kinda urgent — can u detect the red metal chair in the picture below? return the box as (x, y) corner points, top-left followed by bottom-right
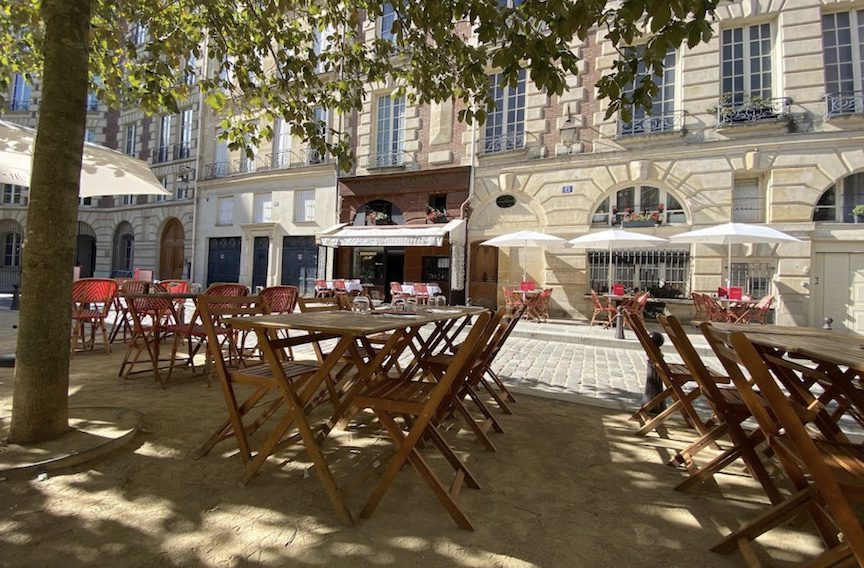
(332, 279), (347, 295)
(121, 288), (184, 388)
(389, 281), (405, 301)
(71, 278), (119, 354)
(733, 294), (773, 324)
(502, 286), (525, 310)
(260, 285), (299, 314)
(525, 288), (552, 322)
(110, 279), (149, 343)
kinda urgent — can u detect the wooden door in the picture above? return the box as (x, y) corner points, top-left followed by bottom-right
(207, 237), (241, 286)
(251, 236), (270, 290)
(281, 236), (317, 296)
(469, 241), (498, 308)
(815, 252), (864, 334)
(159, 218), (185, 280)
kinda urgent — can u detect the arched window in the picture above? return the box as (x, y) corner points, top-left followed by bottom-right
(592, 185), (687, 226)
(813, 173), (864, 222)
(112, 222), (135, 275)
(353, 199), (405, 226)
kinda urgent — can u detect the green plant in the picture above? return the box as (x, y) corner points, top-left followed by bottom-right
(852, 205), (864, 218)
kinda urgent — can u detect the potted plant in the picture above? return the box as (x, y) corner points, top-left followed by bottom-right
(853, 204), (864, 223)
(366, 211), (390, 225)
(610, 207), (619, 225)
(426, 207), (447, 224)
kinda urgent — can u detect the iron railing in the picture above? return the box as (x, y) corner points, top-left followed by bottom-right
(589, 249), (690, 296)
(366, 152), (405, 168)
(482, 131), (525, 154)
(716, 96), (791, 127)
(267, 148), (330, 170)
(618, 110), (685, 137)
(152, 143), (191, 164)
(203, 161), (232, 179)
(825, 92), (864, 117)
(0, 266), (22, 292)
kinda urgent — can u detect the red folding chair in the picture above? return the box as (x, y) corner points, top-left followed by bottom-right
(71, 278), (119, 354)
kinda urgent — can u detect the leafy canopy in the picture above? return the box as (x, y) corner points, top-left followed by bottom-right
(1, 0), (719, 166)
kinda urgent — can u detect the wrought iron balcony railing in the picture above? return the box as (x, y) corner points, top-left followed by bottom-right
(825, 92), (864, 118)
(152, 143), (191, 164)
(481, 131), (525, 154)
(7, 99), (29, 112)
(203, 161), (232, 179)
(618, 110), (685, 137)
(152, 146), (171, 163)
(366, 151), (405, 168)
(267, 148), (330, 170)
(715, 96), (791, 127)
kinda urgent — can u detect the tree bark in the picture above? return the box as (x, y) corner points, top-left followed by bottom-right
(9, 0), (92, 443)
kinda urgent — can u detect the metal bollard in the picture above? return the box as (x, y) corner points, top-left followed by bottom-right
(614, 305), (625, 339)
(823, 316), (833, 331)
(10, 284), (19, 311)
(641, 331), (666, 414)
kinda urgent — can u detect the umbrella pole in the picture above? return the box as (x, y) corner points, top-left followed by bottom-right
(607, 245), (613, 293)
(727, 243), (732, 289)
(521, 247), (526, 283)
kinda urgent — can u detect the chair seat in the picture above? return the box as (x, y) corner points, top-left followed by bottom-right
(231, 360), (320, 385)
(353, 378), (435, 414)
(668, 362), (730, 385)
(366, 332), (394, 344)
(73, 309), (105, 320)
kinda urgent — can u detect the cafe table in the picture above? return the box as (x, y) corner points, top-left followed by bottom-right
(224, 305), (487, 525)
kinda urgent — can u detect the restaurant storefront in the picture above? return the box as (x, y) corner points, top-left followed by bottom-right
(331, 167), (470, 303)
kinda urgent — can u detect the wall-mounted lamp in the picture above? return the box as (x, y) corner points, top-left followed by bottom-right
(559, 104), (579, 153)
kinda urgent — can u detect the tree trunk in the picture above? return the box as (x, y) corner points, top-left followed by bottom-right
(9, 0), (92, 443)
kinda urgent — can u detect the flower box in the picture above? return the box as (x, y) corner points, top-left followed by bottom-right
(622, 220), (657, 228)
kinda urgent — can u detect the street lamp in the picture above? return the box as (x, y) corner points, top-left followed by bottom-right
(559, 105), (579, 153)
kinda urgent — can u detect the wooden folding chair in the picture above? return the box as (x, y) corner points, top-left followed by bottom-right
(625, 311), (726, 437)
(710, 331), (864, 566)
(121, 289), (185, 388)
(110, 279), (149, 343)
(658, 316), (782, 503)
(353, 310), (494, 530)
(193, 296), (326, 478)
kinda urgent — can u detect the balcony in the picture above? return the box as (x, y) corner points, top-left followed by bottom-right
(617, 111), (685, 138)
(267, 148), (330, 170)
(481, 131), (525, 154)
(715, 96), (791, 128)
(825, 92), (864, 118)
(152, 143), (191, 164)
(366, 152), (405, 169)
(86, 97), (99, 112)
(7, 99), (29, 112)
(203, 161), (232, 179)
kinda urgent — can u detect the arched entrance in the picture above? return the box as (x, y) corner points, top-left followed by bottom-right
(75, 221), (97, 278)
(0, 219), (23, 291)
(112, 221), (135, 277)
(159, 218), (185, 280)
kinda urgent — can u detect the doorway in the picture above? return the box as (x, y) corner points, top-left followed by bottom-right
(281, 236), (317, 296)
(469, 241), (499, 308)
(75, 221), (97, 278)
(385, 249), (405, 301)
(814, 252), (864, 333)
(251, 236), (270, 290)
(159, 218), (185, 279)
(207, 236), (241, 286)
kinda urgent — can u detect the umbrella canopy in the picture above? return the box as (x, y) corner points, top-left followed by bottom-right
(0, 119), (170, 197)
(670, 222), (801, 287)
(481, 230), (566, 281)
(568, 229), (669, 293)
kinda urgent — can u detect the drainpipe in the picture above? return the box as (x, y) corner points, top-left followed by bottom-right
(189, 32), (209, 285)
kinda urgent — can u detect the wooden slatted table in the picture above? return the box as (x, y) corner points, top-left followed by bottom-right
(224, 305), (487, 525)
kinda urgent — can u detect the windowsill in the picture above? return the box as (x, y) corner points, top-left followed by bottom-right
(293, 219), (318, 224)
(614, 128), (686, 145)
(366, 163), (405, 171)
(215, 222), (234, 227)
(715, 116), (791, 135)
(478, 145), (529, 161)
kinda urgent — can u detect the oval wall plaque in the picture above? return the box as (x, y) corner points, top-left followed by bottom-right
(496, 195), (516, 208)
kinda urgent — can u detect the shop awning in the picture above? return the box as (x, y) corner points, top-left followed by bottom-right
(318, 219), (466, 248)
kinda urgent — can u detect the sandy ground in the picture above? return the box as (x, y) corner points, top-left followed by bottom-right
(0, 316), (826, 567)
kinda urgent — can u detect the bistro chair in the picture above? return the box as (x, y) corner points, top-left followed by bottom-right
(315, 279), (333, 298)
(625, 311), (726, 438)
(623, 291), (650, 323)
(353, 310), (493, 530)
(260, 285), (299, 315)
(413, 283), (430, 304)
(332, 279), (348, 295)
(710, 331), (864, 566)
(658, 316), (783, 503)
(502, 286), (525, 311)
(110, 279), (150, 343)
(525, 288), (552, 322)
(389, 281), (405, 301)
(590, 289), (616, 327)
(71, 278), (119, 355)
(733, 294), (774, 324)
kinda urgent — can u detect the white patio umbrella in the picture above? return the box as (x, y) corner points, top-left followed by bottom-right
(0, 119), (169, 197)
(481, 230), (566, 282)
(568, 228), (668, 293)
(670, 222), (801, 288)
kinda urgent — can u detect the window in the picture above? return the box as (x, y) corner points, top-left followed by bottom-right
(427, 194), (447, 223)
(592, 186), (686, 226)
(242, 143), (258, 173)
(3, 232), (22, 267)
(730, 262), (773, 298)
(313, 26), (333, 72)
(732, 178), (765, 223)
(253, 193), (273, 223)
(79, 197), (93, 207)
(185, 54), (197, 86)
(294, 190), (316, 222)
(620, 49), (678, 136)
(589, 250), (690, 296)
(823, 11), (864, 115)
(721, 23), (773, 105)
(814, 172), (864, 222)
(85, 92), (99, 111)
(131, 23), (147, 44)
(497, 0), (524, 6)
(217, 196), (234, 225)
(374, 95), (405, 167)
(9, 74), (30, 111)
(124, 123), (137, 156)
(379, 3), (397, 43)
(2, 185), (28, 205)
(178, 109), (193, 159)
(422, 256), (450, 283)
(309, 107), (327, 164)
(273, 118), (292, 167)
(84, 129), (96, 143)
(154, 177), (168, 202)
(154, 115), (172, 163)
(484, 70), (526, 153)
